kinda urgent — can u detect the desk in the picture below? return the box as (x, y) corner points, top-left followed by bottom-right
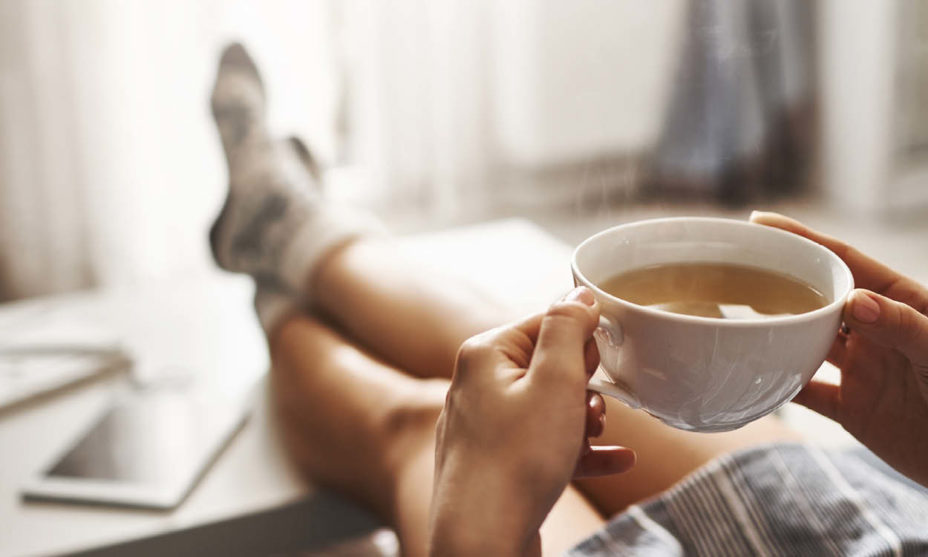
(0, 219), (575, 556)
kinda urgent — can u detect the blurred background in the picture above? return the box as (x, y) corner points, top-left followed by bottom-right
(1, 0), (927, 301)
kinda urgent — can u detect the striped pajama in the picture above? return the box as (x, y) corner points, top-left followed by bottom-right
(568, 443), (928, 556)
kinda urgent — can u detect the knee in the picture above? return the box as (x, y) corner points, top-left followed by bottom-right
(381, 378), (448, 473)
(384, 378), (447, 440)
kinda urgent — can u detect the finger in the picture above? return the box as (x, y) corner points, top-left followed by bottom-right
(843, 289), (928, 369)
(792, 380), (840, 423)
(457, 312), (544, 375)
(585, 392), (606, 438)
(528, 287), (600, 387)
(574, 446), (637, 478)
(749, 211), (907, 294)
(825, 335), (847, 368)
(584, 338), (600, 378)
(510, 312), (544, 342)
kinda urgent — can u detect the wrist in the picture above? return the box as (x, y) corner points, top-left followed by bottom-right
(430, 518), (537, 557)
(430, 459), (541, 556)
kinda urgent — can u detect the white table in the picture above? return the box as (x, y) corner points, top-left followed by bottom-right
(0, 219), (576, 557)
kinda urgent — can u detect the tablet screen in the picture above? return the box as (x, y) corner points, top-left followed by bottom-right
(46, 395), (245, 487)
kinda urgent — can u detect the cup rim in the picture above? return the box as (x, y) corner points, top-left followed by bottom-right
(571, 216), (855, 327)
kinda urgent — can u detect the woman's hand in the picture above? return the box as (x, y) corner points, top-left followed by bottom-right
(752, 212), (928, 486)
(430, 287), (636, 557)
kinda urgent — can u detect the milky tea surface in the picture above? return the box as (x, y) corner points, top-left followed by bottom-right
(598, 262), (828, 319)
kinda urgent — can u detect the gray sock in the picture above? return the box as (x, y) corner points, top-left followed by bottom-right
(253, 282), (301, 336)
(209, 43), (381, 299)
(210, 43), (267, 164)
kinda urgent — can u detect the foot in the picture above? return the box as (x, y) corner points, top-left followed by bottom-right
(209, 42), (322, 289)
(210, 43), (267, 162)
(208, 133), (322, 289)
(209, 43), (382, 298)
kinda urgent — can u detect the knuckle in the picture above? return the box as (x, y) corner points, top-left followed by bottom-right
(455, 334), (495, 369)
(457, 335), (487, 358)
(839, 243), (858, 262)
(898, 302), (924, 344)
(894, 300), (928, 368)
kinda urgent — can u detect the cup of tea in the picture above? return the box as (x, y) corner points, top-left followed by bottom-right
(572, 217), (853, 432)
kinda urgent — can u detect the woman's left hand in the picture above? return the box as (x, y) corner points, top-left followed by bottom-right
(752, 211), (928, 487)
(430, 287), (636, 557)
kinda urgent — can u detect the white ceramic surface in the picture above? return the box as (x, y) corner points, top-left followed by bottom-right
(573, 217), (854, 432)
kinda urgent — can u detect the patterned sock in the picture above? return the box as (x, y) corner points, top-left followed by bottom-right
(253, 282), (302, 336)
(208, 43), (381, 302)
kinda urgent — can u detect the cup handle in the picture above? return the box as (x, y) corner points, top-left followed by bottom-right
(588, 316), (640, 409)
(593, 315), (623, 370)
(587, 376), (642, 409)
(595, 315), (623, 347)
(587, 376), (630, 400)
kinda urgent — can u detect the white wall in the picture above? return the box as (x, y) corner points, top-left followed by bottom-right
(818, 0), (897, 216)
(490, 1), (684, 167)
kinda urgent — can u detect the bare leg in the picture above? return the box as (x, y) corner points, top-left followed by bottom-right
(308, 237), (801, 513)
(572, 398), (801, 516)
(270, 315), (604, 556)
(312, 237), (516, 380)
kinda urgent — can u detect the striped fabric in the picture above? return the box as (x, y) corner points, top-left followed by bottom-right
(568, 443), (928, 556)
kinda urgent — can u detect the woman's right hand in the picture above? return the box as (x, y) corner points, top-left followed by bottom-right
(751, 212), (928, 486)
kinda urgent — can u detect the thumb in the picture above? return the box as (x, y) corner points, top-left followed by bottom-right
(844, 289), (928, 379)
(528, 287), (599, 387)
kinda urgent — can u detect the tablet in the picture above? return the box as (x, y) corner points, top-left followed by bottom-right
(0, 346), (131, 413)
(21, 394), (249, 510)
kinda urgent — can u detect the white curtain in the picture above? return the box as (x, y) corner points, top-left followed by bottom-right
(329, 0), (495, 218)
(0, 0), (337, 300)
(335, 0), (681, 214)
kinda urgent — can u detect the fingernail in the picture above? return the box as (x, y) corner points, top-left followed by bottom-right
(851, 291), (880, 324)
(750, 210), (779, 222)
(566, 286), (595, 306)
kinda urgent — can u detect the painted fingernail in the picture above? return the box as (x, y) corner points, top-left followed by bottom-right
(852, 291), (880, 324)
(566, 286), (595, 306)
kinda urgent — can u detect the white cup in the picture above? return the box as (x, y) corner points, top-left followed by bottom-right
(572, 217), (853, 432)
